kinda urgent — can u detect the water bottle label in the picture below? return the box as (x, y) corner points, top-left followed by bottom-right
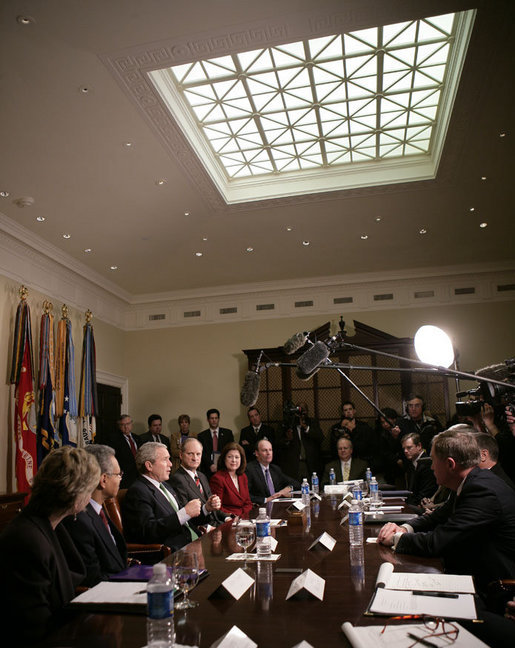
(370, 483), (378, 493)
(353, 489), (363, 500)
(147, 591), (172, 619)
(256, 521), (270, 538)
(349, 511), (362, 526)
(301, 485), (309, 494)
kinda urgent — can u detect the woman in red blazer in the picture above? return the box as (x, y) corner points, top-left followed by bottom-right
(209, 442), (253, 518)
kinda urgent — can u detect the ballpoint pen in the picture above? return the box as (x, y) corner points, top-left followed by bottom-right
(407, 632), (438, 648)
(413, 590), (459, 599)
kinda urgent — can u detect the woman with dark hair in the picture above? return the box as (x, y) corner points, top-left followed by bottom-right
(209, 442), (253, 517)
(0, 446), (101, 643)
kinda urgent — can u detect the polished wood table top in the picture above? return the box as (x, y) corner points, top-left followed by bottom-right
(43, 497), (442, 647)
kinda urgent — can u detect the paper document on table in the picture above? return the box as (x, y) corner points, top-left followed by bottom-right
(369, 588), (477, 619)
(342, 622), (489, 648)
(71, 581), (147, 607)
(375, 562), (475, 593)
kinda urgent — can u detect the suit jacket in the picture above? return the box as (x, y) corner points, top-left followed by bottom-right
(138, 431), (171, 452)
(63, 502), (127, 586)
(396, 467), (515, 592)
(245, 460), (300, 505)
(239, 424), (276, 464)
(197, 427), (234, 476)
(491, 462), (515, 490)
(0, 508), (85, 643)
(170, 466), (226, 525)
(277, 417), (323, 480)
(122, 476), (208, 551)
(405, 453), (438, 505)
(105, 431), (143, 489)
(209, 470), (253, 517)
(322, 457), (368, 485)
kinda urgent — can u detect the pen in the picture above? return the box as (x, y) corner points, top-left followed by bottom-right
(407, 632), (438, 648)
(413, 590), (459, 599)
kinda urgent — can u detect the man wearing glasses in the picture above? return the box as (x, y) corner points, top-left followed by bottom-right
(64, 444), (127, 586)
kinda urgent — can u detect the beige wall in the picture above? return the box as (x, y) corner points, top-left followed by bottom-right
(2, 264), (514, 492)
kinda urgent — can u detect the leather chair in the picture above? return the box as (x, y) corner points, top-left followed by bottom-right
(104, 489), (171, 562)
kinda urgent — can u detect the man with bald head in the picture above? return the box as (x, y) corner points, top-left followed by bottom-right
(246, 439), (300, 506)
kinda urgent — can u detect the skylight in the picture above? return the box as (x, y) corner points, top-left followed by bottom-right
(150, 10), (475, 203)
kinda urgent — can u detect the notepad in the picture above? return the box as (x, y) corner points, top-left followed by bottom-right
(375, 561), (475, 593)
(342, 622), (489, 648)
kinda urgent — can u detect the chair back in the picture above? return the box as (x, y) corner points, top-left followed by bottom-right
(104, 488), (128, 535)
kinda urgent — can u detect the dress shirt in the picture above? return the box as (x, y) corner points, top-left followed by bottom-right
(259, 463), (276, 494)
(89, 499), (116, 545)
(142, 475), (190, 526)
(412, 450), (424, 468)
(341, 459), (351, 481)
(181, 467), (212, 516)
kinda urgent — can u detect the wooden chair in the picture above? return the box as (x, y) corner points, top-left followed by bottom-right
(104, 489), (171, 563)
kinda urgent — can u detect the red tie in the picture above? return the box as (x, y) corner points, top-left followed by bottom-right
(128, 435), (137, 457)
(194, 473), (203, 494)
(212, 430), (218, 452)
(99, 508), (110, 531)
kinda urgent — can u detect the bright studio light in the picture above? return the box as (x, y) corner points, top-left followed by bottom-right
(414, 325), (455, 368)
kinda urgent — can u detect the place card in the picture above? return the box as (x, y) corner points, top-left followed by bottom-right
(286, 568), (325, 601)
(308, 531), (336, 551)
(323, 485), (347, 494)
(291, 500), (307, 511)
(338, 492), (353, 510)
(208, 568), (254, 600)
(209, 625), (257, 648)
(269, 536), (279, 552)
(291, 642), (315, 648)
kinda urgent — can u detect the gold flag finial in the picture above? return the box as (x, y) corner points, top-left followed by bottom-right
(42, 300), (53, 314)
(85, 309), (93, 323)
(19, 285), (28, 301)
(61, 304), (69, 320)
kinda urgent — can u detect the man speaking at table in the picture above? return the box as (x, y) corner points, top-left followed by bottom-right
(246, 439), (300, 505)
(377, 425), (515, 593)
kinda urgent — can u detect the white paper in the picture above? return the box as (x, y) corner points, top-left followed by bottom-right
(308, 531), (336, 551)
(210, 625), (257, 648)
(292, 500), (307, 511)
(286, 568), (325, 601)
(366, 537), (381, 544)
(220, 568), (255, 600)
(323, 485), (348, 494)
(342, 622), (489, 648)
(269, 536), (279, 551)
(226, 553), (281, 562)
(370, 588), (477, 619)
(71, 581), (147, 605)
(375, 561), (475, 593)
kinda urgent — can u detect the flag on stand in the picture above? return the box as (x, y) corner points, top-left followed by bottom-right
(55, 307), (78, 446)
(78, 310), (98, 445)
(9, 287), (37, 497)
(36, 303), (58, 465)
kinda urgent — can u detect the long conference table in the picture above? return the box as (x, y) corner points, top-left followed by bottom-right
(42, 496), (443, 648)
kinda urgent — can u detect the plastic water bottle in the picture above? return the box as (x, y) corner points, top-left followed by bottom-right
(311, 472), (319, 495)
(352, 482), (363, 505)
(369, 476), (379, 508)
(329, 468), (336, 486)
(147, 563), (173, 647)
(366, 467), (372, 484)
(301, 478), (310, 505)
(348, 499), (363, 546)
(255, 507), (271, 556)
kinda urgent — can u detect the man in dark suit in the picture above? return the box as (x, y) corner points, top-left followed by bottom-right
(246, 439), (300, 505)
(105, 414), (142, 488)
(476, 432), (515, 490)
(122, 442), (222, 551)
(278, 402), (323, 481)
(139, 414), (171, 451)
(64, 445), (127, 586)
(329, 401), (377, 464)
(322, 436), (367, 485)
(378, 425), (515, 593)
(239, 407), (276, 464)
(170, 437), (226, 525)
(197, 408), (234, 476)
(401, 432), (437, 505)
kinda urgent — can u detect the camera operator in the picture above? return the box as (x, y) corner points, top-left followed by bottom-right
(277, 401), (323, 481)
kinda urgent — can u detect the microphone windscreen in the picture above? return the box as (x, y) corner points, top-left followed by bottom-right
(240, 371), (261, 407)
(475, 363), (512, 382)
(283, 332), (308, 355)
(296, 341), (330, 375)
(295, 365), (320, 381)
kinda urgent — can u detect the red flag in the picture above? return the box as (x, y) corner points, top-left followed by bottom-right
(14, 344), (37, 496)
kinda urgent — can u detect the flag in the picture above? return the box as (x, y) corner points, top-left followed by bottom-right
(37, 308), (58, 465)
(10, 293), (37, 497)
(55, 311), (78, 446)
(78, 312), (97, 444)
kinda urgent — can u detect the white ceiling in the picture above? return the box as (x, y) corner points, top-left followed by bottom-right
(1, 0), (514, 299)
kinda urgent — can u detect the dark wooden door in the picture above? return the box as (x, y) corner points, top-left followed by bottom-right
(96, 383), (122, 444)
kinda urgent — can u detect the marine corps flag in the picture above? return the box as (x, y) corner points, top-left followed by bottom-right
(9, 286), (37, 496)
(78, 309), (98, 445)
(36, 301), (58, 465)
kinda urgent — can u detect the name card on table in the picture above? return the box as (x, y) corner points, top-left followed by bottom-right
(286, 568), (325, 601)
(209, 568), (254, 600)
(269, 535), (279, 552)
(291, 500), (308, 511)
(210, 625), (257, 648)
(338, 492), (353, 510)
(308, 531), (336, 551)
(292, 642), (315, 648)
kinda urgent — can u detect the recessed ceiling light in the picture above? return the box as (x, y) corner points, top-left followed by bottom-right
(79, 87), (90, 94)
(469, 207), (475, 212)
(481, 176), (487, 181)
(110, 265), (118, 270)
(156, 179), (166, 186)
(360, 234), (368, 240)
(84, 248), (92, 253)
(184, 211), (190, 216)
(286, 227), (293, 232)
(17, 15), (35, 25)
(479, 222), (488, 228)
(0, 191), (9, 198)
(195, 252), (203, 257)
(302, 240), (310, 246)
(123, 142), (133, 148)
(499, 132), (506, 138)
(63, 233), (71, 239)
(419, 228), (427, 235)
(246, 247), (254, 252)
(36, 216), (45, 222)
(375, 217), (381, 222)
(202, 237), (208, 241)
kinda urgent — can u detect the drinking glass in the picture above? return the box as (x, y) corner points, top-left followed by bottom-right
(235, 525), (255, 561)
(174, 551), (199, 609)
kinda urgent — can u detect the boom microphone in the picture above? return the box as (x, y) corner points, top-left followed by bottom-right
(240, 370), (261, 407)
(475, 362), (513, 382)
(283, 331), (309, 355)
(296, 341), (330, 377)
